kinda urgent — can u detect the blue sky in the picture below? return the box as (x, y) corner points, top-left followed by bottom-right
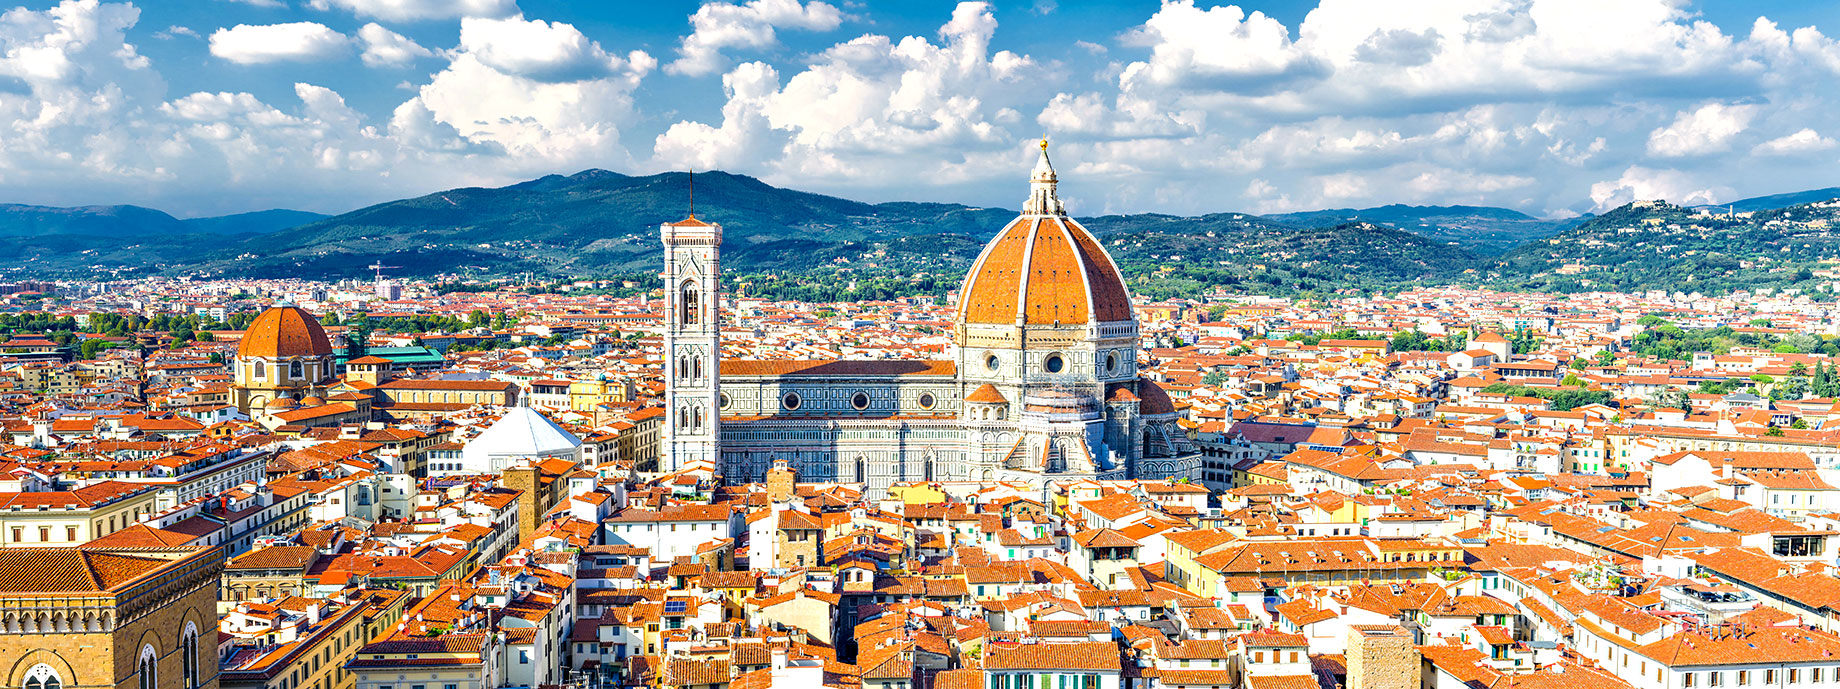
(2, 0), (1839, 219)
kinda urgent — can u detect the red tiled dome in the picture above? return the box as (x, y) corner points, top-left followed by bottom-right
(238, 305), (333, 359)
(957, 142), (1134, 328)
(1138, 380), (1176, 415)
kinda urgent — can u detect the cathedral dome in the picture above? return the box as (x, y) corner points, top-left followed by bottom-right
(1138, 380), (1176, 415)
(239, 305), (333, 359)
(462, 406), (582, 471)
(958, 142), (1133, 327)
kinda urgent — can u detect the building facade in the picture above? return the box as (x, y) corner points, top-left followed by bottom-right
(0, 545), (225, 689)
(663, 143), (1201, 495)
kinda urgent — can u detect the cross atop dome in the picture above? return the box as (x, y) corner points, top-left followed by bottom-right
(1024, 137), (1065, 216)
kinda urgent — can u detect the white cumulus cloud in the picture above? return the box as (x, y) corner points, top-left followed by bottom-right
(458, 15), (652, 83)
(654, 1), (1042, 188)
(209, 22), (350, 65)
(307, 0), (519, 22)
(357, 23), (431, 67)
(1751, 128), (1837, 156)
(667, 0), (844, 77)
(1647, 102), (1757, 158)
(1589, 166), (1729, 211)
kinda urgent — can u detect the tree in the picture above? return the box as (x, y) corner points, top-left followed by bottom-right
(1202, 371), (1230, 387)
(1789, 362), (1808, 377)
(78, 339), (113, 360)
(1650, 387), (1690, 411)
(468, 310), (490, 328)
(1792, 418), (1809, 429)
(1767, 426), (1786, 437)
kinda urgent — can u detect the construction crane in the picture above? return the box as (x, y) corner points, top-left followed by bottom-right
(367, 262), (400, 284)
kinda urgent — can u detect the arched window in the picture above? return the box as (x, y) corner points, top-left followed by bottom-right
(181, 622), (200, 689)
(23, 664), (59, 689)
(253, 361), (265, 379)
(680, 282), (700, 325)
(855, 457), (867, 481)
(289, 360), (302, 379)
(138, 644), (157, 689)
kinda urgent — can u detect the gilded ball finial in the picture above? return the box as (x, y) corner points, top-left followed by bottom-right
(1039, 137), (1048, 151)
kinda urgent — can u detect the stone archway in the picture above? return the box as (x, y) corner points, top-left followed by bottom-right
(6, 650), (78, 689)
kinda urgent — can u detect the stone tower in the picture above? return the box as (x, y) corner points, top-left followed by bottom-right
(661, 213), (723, 472)
(1346, 625), (1421, 689)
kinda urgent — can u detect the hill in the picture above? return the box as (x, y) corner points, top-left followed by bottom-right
(8, 170), (1840, 299)
(180, 209), (327, 235)
(218, 171), (1479, 297)
(1695, 187), (1840, 213)
(1264, 204), (1581, 255)
(1487, 198), (1840, 293)
(0, 203), (322, 238)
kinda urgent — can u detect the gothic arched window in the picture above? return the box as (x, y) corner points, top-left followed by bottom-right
(23, 664), (60, 689)
(138, 645), (157, 689)
(680, 281), (700, 325)
(181, 622), (200, 689)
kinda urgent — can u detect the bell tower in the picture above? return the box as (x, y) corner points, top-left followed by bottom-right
(661, 210), (722, 472)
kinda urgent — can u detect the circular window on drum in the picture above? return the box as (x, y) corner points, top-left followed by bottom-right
(918, 392), (937, 410)
(1044, 353), (1066, 373)
(719, 392), (731, 410)
(851, 391), (871, 410)
(782, 392), (802, 411)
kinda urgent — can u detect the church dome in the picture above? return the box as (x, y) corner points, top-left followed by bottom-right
(958, 141), (1133, 327)
(1138, 380), (1176, 415)
(239, 304), (333, 359)
(462, 407), (583, 470)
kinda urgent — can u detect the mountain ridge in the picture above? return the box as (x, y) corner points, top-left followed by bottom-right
(5, 169), (1839, 298)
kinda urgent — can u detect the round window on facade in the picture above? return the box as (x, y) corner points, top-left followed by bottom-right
(1044, 353), (1065, 373)
(782, 392), (802, 411)
(1105, 352), (1119, 373)
(918, 392), (937, 410)
(719, 392), (731, 410)
(985, 354), (1000, 371)
(851, 391), (871, 410)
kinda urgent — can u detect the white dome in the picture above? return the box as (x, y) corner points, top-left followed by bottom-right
(461, 407), (582, 473)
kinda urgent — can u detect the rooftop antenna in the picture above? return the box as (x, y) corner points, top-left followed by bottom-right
(688, 167), (696, 220)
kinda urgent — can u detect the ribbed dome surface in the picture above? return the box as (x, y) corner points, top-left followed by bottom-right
(238, 306), (333, 359)
(958, 215), (1132, 326)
